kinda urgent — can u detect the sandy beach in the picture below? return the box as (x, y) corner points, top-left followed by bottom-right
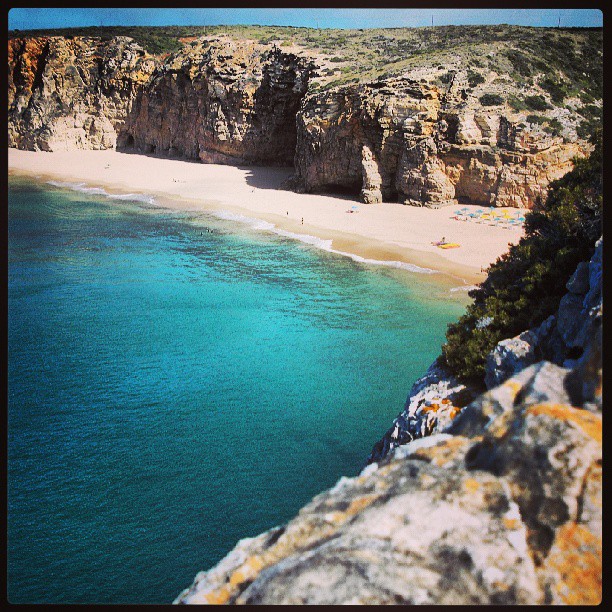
(8, 148), (525, 285)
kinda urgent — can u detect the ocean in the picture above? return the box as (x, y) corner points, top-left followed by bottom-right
(7, 174), (469, 603)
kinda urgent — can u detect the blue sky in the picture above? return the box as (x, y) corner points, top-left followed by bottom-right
(8, 8), (603, 31)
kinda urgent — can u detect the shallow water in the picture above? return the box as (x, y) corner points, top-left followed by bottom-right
(8, 175), (469, 603)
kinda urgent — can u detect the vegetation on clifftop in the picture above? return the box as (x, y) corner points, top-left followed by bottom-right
(441, 128), (602, 384)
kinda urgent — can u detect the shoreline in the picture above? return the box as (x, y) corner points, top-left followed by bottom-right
(8, 148), (526, 285)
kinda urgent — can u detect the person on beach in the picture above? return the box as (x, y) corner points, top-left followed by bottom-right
(301, 217), (304, 225)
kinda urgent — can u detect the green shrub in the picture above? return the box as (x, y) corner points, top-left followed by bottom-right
(526, 114), (547, 124)
(579, 104), (602, 121)
(480, 93), (504, 106)
(440, 71), (455, 84)
(539, 77), (569, 104)
(467, 70), (485, 87)
(441, 130), (602, 384)
(543, 118), (563, 137)
(505, 49), (532, 76)
(576, 117), (601, 140)
(508, 95), (527, 112)
(524, 95), (552, 111)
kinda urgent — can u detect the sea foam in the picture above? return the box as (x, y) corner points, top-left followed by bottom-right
(450, 284), (479, 292)
(46, 181), (156, 205)
(43, 186), (437, 276)
(212, 209), (436, 274)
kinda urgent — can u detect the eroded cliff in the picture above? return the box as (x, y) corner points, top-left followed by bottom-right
(292, 78), (584, 207)
(8, 28), (599, 208)
(8, 36), (158, 151)
(117, 40), (315, 165)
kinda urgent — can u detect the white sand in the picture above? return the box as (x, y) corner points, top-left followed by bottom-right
(8, 148), (526, 284)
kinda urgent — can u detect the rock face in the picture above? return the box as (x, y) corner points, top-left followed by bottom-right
(175, 358), (601, 605)
(484, 237), (603, 391)
(292, 77), (584, 206)
(8, 35), (586, 206)
(8, 36), (314, 164)
(118, 41), (315, 165)
(8, 36), (158, 151)
(367, 358), (475, 464)
(369, 238), (603, 466)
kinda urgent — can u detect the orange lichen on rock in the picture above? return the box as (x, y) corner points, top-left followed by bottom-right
(545, 523), (602, 605)
(422, 403), (440, 413)
(527, 403), (602, 443)
(228, 555), (266, 588)
(464, 478), (481, 493)
(449, 406), (462, 419)
(346, 494), (379, 516)
(503, 517), (519, 530)
(410, 436), (469, 467)
(204, 585), (232, 605)
(503, 379), (523, 401)
(228, 569), (246, 587)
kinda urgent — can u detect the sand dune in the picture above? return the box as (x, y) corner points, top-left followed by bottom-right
(8, 148), (526, 284)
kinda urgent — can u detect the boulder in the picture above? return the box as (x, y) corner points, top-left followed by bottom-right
(484, 238), (602, 386)
(484, 330), (539, 389)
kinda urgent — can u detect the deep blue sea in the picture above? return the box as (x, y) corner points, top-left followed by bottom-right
(8, 174), (469, 604)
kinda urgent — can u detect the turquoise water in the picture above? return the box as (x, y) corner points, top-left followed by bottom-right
(8, 175), (468, 604)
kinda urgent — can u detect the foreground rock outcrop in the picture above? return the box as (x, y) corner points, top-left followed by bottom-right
(175, 358), (601, 604)
(484, 237), (603, 390)
(175, 240), (601, 605)
(367, 358), (475, 464)
(369, 237), (602, 465)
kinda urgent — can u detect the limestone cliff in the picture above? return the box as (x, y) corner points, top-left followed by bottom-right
(8, 36), (314, 164)
(292, 78), (585, 207)
(8, 30), (596, 207)
(118, 40), (315, 165)
(8, 36), (158, 150)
